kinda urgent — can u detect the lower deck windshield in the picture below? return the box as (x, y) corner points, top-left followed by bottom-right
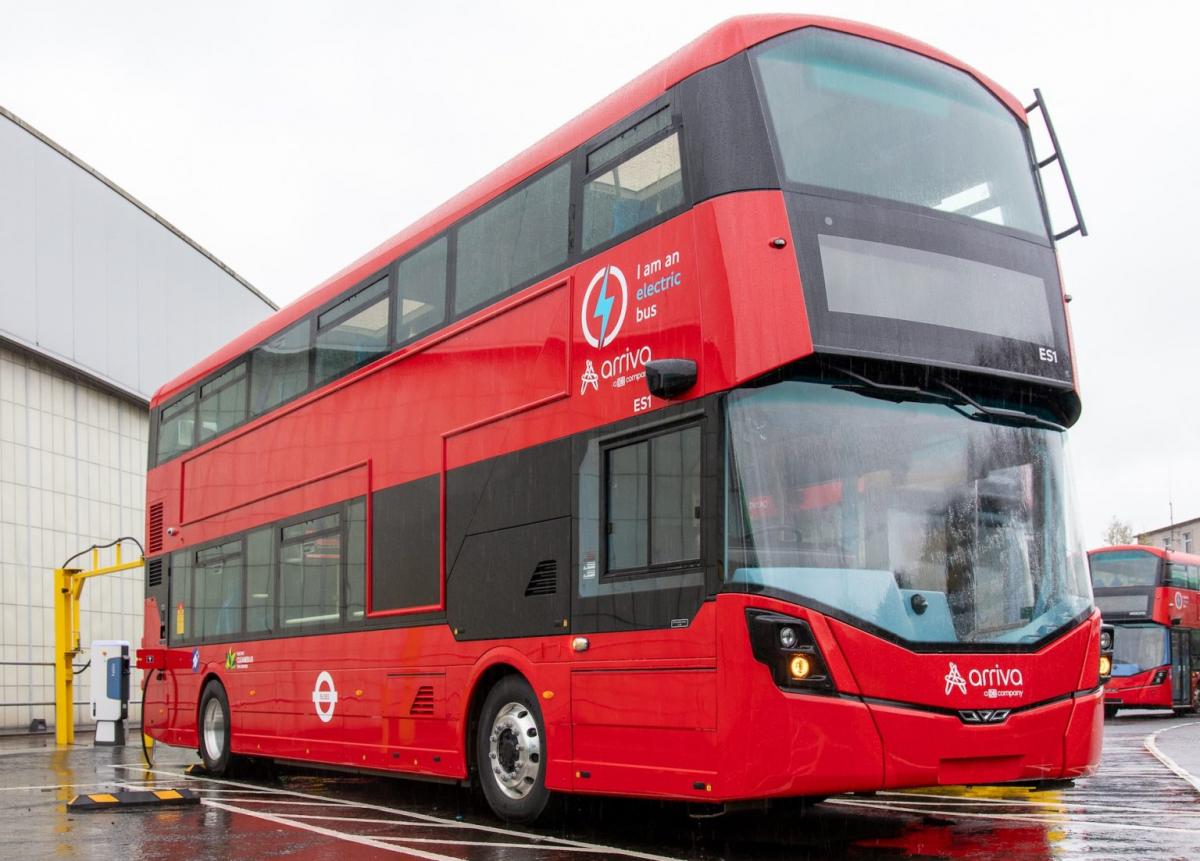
(1111, 624), (1169, 677)
(724, 379), (1091, 647)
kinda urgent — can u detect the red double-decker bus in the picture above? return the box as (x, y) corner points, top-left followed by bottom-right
(138, 15), (1104, 822)
(1090, 545), (1200, 716)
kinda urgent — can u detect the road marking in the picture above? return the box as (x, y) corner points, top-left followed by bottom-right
(113, 764), (683, 861)
(283, 814), (467, 828)
(875, 791), (1200, 816)
(829, 798), (1200, 834)
(1144, 720), (1200, 794)
(202, 799), (461, 860)
(375, 836), (671, 853)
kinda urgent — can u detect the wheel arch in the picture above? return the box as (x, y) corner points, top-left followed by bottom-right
(462, 648), (539, 782)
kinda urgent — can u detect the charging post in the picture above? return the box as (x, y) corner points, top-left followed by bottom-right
(53, 540), (145, 746)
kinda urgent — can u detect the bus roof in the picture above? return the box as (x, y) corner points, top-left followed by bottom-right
(1089, 545), (1200, 567)
(152, 14), (1026, 408)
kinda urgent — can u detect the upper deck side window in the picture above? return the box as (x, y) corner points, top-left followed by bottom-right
(250, 319), (311, 417)
(751, 28), (1047, 237)
(582, 108), (684, 252)
(314, 275), (391, 384)
(156, 392), (196, 464)
(198, 362), (247, 443)
(395, 238), (447, 345)
(454, 161), (571, 315)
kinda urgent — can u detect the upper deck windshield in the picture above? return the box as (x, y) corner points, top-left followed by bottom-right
(725, 379), (1092, 647)
(753, 28), (1047, 238)
(1090, 549), (1162, 589)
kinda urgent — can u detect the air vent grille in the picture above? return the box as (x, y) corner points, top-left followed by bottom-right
(524, 560), (557, 597)
(147, 558), (163, 587)
(410, 685), (435, 716)
(147, 502), (165, 554)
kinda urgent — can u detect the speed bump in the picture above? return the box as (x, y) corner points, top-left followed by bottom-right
(67, 788), (201, 811)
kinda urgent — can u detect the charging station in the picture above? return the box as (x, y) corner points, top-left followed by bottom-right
(89, 640), (129, 745)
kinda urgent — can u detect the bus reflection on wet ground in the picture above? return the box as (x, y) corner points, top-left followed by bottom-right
(0, 711), (1195, 860)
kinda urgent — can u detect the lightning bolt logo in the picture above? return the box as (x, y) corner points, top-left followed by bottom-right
(593, 266), (615, 348)
(581, 263), (628, 350)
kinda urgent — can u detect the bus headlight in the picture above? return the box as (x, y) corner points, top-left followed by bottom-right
(1099, 623), (1115, 683)
(746, 610), (834, 693)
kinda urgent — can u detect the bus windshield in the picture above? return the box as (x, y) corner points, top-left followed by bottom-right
(725, 380), (1092, 646)
(1111, 624), (1169, 676)
(1090, 549), (1162, 589)
(753, 28), (1047, 237)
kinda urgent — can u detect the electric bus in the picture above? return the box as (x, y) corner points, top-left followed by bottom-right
(138, 15), (1104, 822)
(1090, 545), (1200, 715)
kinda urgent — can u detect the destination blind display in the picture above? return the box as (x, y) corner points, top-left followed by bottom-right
(788, 192), (1074, 386)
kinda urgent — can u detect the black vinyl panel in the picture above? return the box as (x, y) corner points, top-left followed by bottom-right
(372, 474), (442, 611)
(447, 518), (571, 640)
(144, 556), (168, 643)
(445, 436), (573, 574)
(678, 51), (779, 200)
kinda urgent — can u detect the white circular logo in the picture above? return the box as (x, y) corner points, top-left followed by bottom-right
(1175, 591), (1185, 610)
(581, 265), (628, 349)
(312, 671), (338, 723)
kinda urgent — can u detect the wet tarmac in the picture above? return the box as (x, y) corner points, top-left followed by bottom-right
(0, 712), (1196, 860)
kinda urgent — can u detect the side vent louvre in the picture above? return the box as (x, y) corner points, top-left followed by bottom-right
(147, 558), (163, 587)
(524, 560), (557, 597)
(410, 686), (435, 716)
(147, 502), (165, 554)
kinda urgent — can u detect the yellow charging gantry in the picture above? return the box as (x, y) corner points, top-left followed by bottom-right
(54, 538), (145, 746)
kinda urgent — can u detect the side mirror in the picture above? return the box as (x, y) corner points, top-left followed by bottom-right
(645, 359), (697, 400)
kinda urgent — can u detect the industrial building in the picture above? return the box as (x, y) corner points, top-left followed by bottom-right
(0, 105), (275, 732)
(1139, 516), (1200, 554)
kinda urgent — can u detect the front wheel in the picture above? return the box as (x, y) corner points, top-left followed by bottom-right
(476, 675), (550, 823)
(198, 681), (232, 775)
(1104, 705), (1120, 719)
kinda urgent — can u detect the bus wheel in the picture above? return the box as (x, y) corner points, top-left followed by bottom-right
(199, 682), (232, 775)
(476, 675), (550, 823)
(1103, 705), (1119, 719)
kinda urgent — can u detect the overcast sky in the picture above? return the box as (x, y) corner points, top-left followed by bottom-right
(1, 1), (1196, 547)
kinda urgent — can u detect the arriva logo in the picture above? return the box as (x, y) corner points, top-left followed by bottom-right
(581, 264), (628, 349)
(944, 661), (1026, 698)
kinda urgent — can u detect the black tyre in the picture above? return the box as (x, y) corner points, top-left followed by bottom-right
(1104, 705), (1119, 719)
(198, 681), (232, 775)
(475, 675), (550, 823)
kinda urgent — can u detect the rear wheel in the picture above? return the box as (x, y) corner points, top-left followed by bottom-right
(198, 682), (232, 775)
(475, 675), (550, 823)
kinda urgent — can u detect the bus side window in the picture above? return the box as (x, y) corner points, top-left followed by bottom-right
(169, 550), (193, 645)
(395, 238), (448, 345)
(195, 540), (244, 641)
(279, 512), (342, 629)
(245, 527), (275, 634)
(345, 498), (367, 622)
(157, 393), (196, 463)
(454, 161), (570, 316)
(249, 319), (311, 416)
(604, 423), (702, 577)
(582, 108), (684, 251)
(314, 276), (391, 385)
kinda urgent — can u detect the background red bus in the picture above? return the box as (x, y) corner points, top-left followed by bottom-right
(1090, 545), (1200, 715)
(139, 15), (1103, 822)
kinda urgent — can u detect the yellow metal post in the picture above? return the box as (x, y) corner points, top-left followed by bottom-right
(53, 542), (146, 746)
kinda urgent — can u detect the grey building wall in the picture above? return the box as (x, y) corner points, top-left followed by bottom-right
(0, 106), (274, 401)
(1139, 517), (1200, 555)
(0, 106), (275, 732)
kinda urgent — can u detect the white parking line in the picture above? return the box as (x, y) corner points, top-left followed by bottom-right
(113, 764), (683, 861)
(203, 799), (462, 860)
(283, 814), (467, 828)
(875, 791), (1200, 816)
(828, 797), (1200, 834)
(1144, 721), (1200, 794)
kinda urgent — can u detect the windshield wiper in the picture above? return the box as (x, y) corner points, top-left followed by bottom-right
(826, 364), (1065, 432)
